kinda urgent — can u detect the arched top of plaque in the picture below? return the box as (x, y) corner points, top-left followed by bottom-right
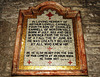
(30, 1), (70, 16)
(21, 1), (79, 18)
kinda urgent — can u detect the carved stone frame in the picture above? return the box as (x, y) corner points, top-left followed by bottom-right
(12, 1), (88, 76)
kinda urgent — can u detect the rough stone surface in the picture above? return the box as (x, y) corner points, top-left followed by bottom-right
(0, 0), (100, 77)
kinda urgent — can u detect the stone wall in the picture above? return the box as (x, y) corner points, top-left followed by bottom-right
(0, 0), (100, 77)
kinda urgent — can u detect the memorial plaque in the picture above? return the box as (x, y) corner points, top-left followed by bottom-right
(12, 1), (88, 76)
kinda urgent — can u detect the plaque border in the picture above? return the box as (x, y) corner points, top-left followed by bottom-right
(12, 1), (88, 76)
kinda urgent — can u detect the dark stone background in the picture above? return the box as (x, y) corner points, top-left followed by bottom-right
(0, 0), (100, 77)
